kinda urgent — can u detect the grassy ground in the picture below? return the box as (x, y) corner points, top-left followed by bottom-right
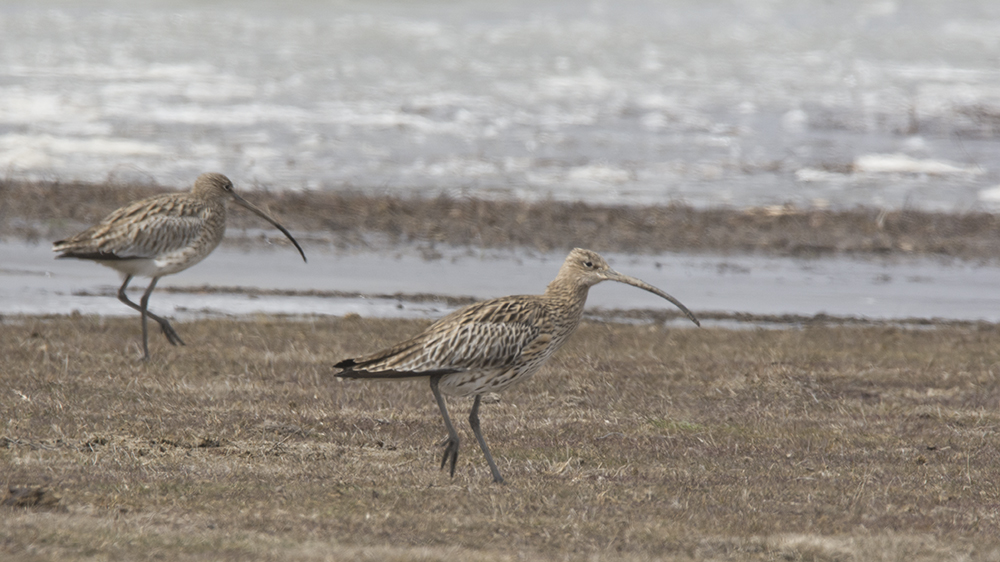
(2, 315), (999, 561)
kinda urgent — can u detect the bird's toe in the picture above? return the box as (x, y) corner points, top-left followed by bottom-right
(440, 437), (460, 477)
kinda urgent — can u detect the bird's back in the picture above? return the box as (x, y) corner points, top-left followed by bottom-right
(336, 293), (589, 395)
(53, 192), (226, 275)
(337, 295), (559, 372)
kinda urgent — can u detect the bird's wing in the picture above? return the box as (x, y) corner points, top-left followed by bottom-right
(53, 196), (207, 260)
(335, 297), (555, 379)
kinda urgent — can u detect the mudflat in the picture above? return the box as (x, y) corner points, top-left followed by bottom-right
(7, 178), (1000, 261)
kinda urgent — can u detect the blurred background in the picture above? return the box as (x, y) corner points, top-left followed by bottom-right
(2, 0), (999, 210)
(3, 0), (1000, 323)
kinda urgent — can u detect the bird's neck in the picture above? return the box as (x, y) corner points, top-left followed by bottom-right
(544, 277), (591, 327)
(196, 197), (227, 219)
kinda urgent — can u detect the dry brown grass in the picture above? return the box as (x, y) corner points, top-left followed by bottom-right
(6, 177), (1000, 260)
(2, 315), (1000, 561)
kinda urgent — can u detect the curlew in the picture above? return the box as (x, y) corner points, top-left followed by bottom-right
(53, 172), (307, 359)
(334, 248), (699, 483)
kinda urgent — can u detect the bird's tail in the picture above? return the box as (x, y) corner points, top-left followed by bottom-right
(334, 341), (458, 379)
(334, 367), (456, 380)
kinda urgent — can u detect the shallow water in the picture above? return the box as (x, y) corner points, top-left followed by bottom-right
(2, 0), (1000, 210)
(5, 241), (1000, 325)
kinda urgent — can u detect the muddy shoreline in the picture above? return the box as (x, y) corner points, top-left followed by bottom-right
(5, 178), (1000, 261)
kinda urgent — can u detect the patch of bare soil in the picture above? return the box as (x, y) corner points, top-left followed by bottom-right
(2, 315), (999, 561)
(5, 178), (1000, 260)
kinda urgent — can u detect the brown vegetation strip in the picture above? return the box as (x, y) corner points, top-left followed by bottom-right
(6, 177), (1000, 260)
(2, 315), (999, 560)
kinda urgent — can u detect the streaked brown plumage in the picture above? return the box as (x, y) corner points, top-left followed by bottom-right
(52, 172), (307, 359)
(335, 248), (699, 483)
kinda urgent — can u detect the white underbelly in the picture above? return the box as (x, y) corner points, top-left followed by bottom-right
(94, 247), (212, 278)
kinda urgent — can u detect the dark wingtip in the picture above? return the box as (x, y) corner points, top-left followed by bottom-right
(333, 358), (357, 370)
(53, 250), (132, 261)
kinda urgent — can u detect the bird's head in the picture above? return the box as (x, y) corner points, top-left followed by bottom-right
(553, 248), (700, 326)
(191, 172), (307, 263)
(557, 248), (614, 288)
(191, 172), (236, 199)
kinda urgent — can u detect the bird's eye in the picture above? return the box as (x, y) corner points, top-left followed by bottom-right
(584, 260), (593, 268)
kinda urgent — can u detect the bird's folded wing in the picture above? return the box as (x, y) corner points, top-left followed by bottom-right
(335, 320), (547, 378)
(54, 201), (207, 260)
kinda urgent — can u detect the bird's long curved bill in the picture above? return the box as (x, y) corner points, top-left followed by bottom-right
(606, 270), (700, 326)
(232, 194), (308, 263)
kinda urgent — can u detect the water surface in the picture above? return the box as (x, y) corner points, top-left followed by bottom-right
(6, 241), (1000, 325)
(2, 0), (999, 210)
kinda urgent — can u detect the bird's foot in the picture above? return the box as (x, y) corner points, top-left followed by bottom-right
(159, 322), (185, 347)
(440, 436), (459, 477)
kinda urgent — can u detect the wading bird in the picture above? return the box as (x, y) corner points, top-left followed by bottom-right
(335, 248), (699, 483)
(53, 172), (307, 359)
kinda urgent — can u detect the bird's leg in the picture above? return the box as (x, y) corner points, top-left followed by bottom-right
(117, 276), (184, 359)
(469, 394), (504, 484)
(117, 275), (151, 359)
(430, 375), (460, 477)
(139, 277), (184, 347)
